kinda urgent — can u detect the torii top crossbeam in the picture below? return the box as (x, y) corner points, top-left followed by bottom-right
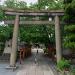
(3, 8), (64, 16)
(3, 8), (64, 25)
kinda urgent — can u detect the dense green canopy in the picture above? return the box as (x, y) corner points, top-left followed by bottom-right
(63, 0), (75, 49)
(20, 25), (55, 44)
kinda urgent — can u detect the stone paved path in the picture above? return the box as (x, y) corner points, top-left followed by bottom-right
(16, 49), (55, 75)
(0, 48), (56, 75)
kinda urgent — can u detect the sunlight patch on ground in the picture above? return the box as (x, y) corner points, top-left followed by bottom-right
(31, 48), (44, 53)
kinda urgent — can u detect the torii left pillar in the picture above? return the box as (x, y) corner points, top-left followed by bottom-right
(10, 15), (19, 67)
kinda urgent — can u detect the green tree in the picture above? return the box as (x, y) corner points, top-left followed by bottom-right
(38, 0), (64, 10)
(0, 25), (13, 42)
(4, 0), (16, 8)
(63, 0), (75, 49)
(20, 25), (51, 44)
(15, 1), (27, 9)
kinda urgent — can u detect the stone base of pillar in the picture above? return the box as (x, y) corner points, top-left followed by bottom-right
(5, 65), (18, 71)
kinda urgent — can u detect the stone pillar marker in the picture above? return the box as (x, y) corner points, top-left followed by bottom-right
(55, 15), (62, 63)
(10, 15), (19, 67)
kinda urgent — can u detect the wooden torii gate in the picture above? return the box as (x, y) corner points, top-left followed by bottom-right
(3, 8), (64, 68)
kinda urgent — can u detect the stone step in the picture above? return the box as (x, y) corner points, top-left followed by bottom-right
(0, 53), (10, 62)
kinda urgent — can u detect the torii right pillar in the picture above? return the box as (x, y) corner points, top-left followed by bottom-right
(55, 15), (62, 63)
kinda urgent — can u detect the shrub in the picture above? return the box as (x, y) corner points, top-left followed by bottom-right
(57, 58), (70, 71)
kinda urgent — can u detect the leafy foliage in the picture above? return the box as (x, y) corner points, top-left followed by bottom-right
(4, 0), (16, 8)
(57, 58), (70, 70)
(37, 0), (64, 10)
(71, 67), (75, 75)
(0, 9), (4, 21)
(63, 0), (75, 49)
(19, 25), (54, 44)
(16, 1), (27, 9)
(64, 0), (75, 23)
(0, 25), (13, 42)
(64, 42), (75, 49)
(3, 0), (64, 10)
(64, 25), (75, 32)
